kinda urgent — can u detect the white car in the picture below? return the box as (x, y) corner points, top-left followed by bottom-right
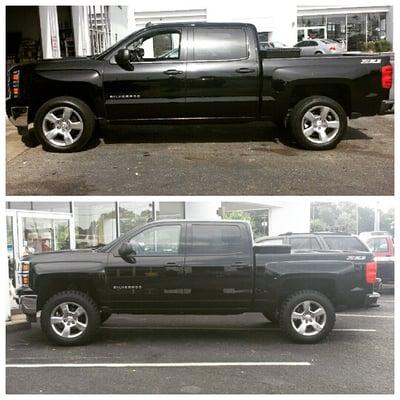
(294, 39), (346, 56)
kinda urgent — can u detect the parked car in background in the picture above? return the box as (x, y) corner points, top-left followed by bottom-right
(259, 41), (287, 50)
(294, 39), (346, 56)
(359, 231), (394, 283)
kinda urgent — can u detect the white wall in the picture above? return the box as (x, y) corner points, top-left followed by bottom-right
(268, 201), (310, 236)
(109, 6), (131, 44)
(185, 201), (222, 220)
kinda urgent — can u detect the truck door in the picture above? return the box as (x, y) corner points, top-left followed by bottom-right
(185, 25), (260, 119)
(102, 27), (188, 120)
(183, 222), (253, 310)
(105, 222), (186, 310)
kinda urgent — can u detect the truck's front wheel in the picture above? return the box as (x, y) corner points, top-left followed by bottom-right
(290, 96), (347, 150)
(279, 290), (335, 343)
(34, 96), (95, 152)
(41, 290), (100, 345)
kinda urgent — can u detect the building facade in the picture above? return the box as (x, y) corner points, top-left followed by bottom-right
(6, 2), (393, 68)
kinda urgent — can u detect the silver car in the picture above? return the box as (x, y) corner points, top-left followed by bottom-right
(294, 39), (346, 56)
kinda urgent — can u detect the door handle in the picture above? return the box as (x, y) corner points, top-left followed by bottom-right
(164, 262), (182, 267)
(235, 68), (255, 74)
(231, 262), (248, 267)
(163, 69), (183, 75)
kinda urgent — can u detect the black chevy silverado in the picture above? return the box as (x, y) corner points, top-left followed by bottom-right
(16, 220), (379, 345)
(7, 22), (393, 152)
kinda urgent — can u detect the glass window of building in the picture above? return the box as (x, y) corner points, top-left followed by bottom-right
(327, 15), (346, 42)
(156, 202), (185, 220)
(119, 202), (154, 235)
(7, 202), (33, 210)
(21, 217), (70, 255)
(368, 13), (387, 42)
(31, 202), (71, 213)
(347, 14), (366, 51)
(74, 202), (117, 248)
(297, 15), (326, 27)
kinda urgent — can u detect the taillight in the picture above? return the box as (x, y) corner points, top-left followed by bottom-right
(365, 261), (377, 284)
(10, 69), (20, 97)
(381, 64), (393, 89)
(329, 46), (336, 52)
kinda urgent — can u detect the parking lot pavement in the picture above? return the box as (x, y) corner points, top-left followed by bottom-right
(6, 290), (394, 394)
(6, 114), (393, 195)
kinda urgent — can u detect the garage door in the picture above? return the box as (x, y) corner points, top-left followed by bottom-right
(134, 9), (207, 29)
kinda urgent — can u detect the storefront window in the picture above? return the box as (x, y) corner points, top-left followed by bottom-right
(74, 202), (117, 248)
(119, 202), (154, 235)
(156, 202), (185, 220)
(21, 217), (70, 255)
(327, 15), (346, 42)
(347, 13), (366, 51)
(297, 15), (326, 28)
(368, 13), (386, 42)
(32, 202), (71, 213)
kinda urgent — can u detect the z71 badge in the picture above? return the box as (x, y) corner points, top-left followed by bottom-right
(361, 59), (381, 64)
(346, 255), (367, 261)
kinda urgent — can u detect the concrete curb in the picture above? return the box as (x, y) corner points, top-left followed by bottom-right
(6, 319), (31, 333)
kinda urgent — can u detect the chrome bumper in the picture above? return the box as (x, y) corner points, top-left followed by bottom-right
(9, 106), (28, 127)
(20, 294), (38, 315)
(364, 292), (380, 306)
(379, 100), (394, 115)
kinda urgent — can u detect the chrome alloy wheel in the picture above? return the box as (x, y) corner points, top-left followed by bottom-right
(50, 302), (88, 338)
(42, 107), (84, 147)
(301, 106), (340, 144)
(291, 300), (327, 336)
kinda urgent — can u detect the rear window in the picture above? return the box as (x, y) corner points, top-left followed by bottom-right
(193, 28), (248, 61)
(366, 238), (389, 252)
(289, 237), (322, 250)
(323, 236), (368, 251)
(191, 224), (243, 254)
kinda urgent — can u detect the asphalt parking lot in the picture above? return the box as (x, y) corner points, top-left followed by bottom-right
(6, 286), (394, 394)
(6, 114), (394, 195)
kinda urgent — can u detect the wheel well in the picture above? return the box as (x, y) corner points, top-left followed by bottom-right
(290, 84), (351, 116)
(278, 278), (336, 307)
(36, 275), (100, 310)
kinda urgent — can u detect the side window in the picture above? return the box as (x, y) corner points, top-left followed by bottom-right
(367, 238), (389, 252)
(191, 224), (243, 254)
(309, 41), (318, 46)
(289, 237), (321, 250)
(193, 28), (247, 61)
(127, 31), (181, 61)
(129, 225), (182, 256)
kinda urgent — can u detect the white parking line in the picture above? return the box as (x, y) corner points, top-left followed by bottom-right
(6, 361), (311, 368)
(100, 326), (376, 332)
(336, 313), (394, 319)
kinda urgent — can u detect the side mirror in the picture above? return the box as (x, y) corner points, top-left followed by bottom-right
(115, 49), (134, 71)
(118, 242), (136, 263)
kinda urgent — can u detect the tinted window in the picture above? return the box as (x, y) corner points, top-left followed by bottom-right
(309, 41), (318, 46)
(192, 224), (243, 254)
(324, 236), (368, 251)
(130, 225), (182, 256)
(289, 237), (321, 250)
(194, 28), (247, 60)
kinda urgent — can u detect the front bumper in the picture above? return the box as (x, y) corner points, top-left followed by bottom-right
(19, 295), (38, 320)
(8, 106), (29, 128)
(364, 291), (380, 306)
(379, 100), (394, 115)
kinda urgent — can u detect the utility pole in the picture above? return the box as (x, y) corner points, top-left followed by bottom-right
(374, 202), (380, 231)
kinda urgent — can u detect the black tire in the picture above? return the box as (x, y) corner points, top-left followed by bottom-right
(34, 96), (95, 152)
(290, 95), (347, 150)
(262, 310), (278, 323)
(40, 290), (100, 346)
(315, 51), (323, 55)
(100, 311), (112, 324)
(279, 290), (335, 344)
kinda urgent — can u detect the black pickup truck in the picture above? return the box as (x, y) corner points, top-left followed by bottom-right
(16, 220), (379, 346)
(7, 22), (393, 152)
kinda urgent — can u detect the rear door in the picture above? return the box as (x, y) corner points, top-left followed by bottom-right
(185, 25), (260, 118)
(183, 222), (253, 310)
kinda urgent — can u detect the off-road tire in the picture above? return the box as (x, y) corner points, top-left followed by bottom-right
(279, 290), (336, 344)
(40, 290), (100, 346)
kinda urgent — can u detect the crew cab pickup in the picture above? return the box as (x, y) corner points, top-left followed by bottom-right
(16, 220), (379, 345)
(7, 22), (393, 152)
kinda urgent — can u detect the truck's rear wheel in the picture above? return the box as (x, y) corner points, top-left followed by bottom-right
(34, 96), (95, 152)
(290, 96), (347, 150)
(41, 290), (100, 345)
(279, 290), (335, 343)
